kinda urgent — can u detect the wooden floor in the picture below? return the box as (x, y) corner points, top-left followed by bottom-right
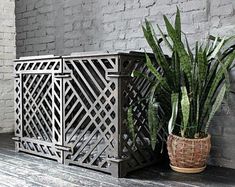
(0, 134), (235, 187)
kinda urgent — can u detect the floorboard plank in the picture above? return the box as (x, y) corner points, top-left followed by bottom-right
(0, 170), (44, 187)
(0, 151), (117, 187)
(0, 148), (160, 187)
(0, 133), (235, 187)
(0, 161), (82, 187)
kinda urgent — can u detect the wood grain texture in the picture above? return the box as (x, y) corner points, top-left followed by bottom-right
(0, 133), (235, 187)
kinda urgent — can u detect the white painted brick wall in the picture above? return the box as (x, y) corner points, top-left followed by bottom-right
(0, 0), (15, 133)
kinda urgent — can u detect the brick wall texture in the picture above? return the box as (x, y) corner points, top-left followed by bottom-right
(0, 0), (15, 133)
(14, 0), (235, 169)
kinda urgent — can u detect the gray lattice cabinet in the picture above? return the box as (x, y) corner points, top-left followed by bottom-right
(13, 52), (159, 177)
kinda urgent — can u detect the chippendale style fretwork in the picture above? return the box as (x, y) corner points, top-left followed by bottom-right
(13, 52), (159, 177)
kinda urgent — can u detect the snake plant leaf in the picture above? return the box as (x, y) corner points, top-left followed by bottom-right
(168, 93), (179, 134)
(191, 46), (198, 126)
(170, 45), (180, 92)
(224, 35), (235, 43)
(175, 6), (181, 41)
(229, 62), (235, 70)
(198, 49), (207, 91)
(201, 51), (235, 124)
(218, 58), (231, 92)
(183, 32), (193, 61)
(192, 41), (199, 99)
(209, 38), (225, 60)
(205, 84), (227, 133)
(180, 86), (190, 137)
(212, 36), (219, 49)
(144, 20), (176, 90)
(204, 38), (211, 55)
(207, 36), (218, 57)
(156, 24), (173, 51)
(209, 35), (235, 45)
(142, 21), (169, 71)
(220, 36), (235, 60)
(198, 59), (220, 125)
(209, 35), (221, 42)
(143, 20), (174, 80)
(222, 45), (235, 60)
(149, 22), (165, 47)
(201, 58), (219, 97)
(196, 95), (200, 126)
(195, 41), (199, 63)
(145, 53), (170, 91)
(172, 50), (180, 92)
(127, 107), (135, 143)
(131, 70), (155, 83)
(207, 35), (235, 64)
(148, 100), (159, 150)
(149, 80), (159, 101)
(147, 83), (160, 150)
(139, 9), (235, 139)
(210, 51), (235, 97)
(163, 15), (192, 88)
(217, 58), (231, 107)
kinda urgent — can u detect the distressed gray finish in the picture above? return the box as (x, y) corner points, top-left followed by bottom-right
(13, 52), (161, 177)
(1, 133), (235, 186)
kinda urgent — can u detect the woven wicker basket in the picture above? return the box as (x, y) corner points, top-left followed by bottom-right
(167, 134), (211, 173)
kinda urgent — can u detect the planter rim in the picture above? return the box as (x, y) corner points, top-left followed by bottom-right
(169, 133), (211, 142)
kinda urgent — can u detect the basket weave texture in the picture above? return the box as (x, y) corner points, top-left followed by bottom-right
(167, 134), (211, 168)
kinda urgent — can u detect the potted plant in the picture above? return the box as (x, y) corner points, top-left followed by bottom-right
(128, 7), (235, 173)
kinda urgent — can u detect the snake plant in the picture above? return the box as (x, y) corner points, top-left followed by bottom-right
(128, 7), (235, 150)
